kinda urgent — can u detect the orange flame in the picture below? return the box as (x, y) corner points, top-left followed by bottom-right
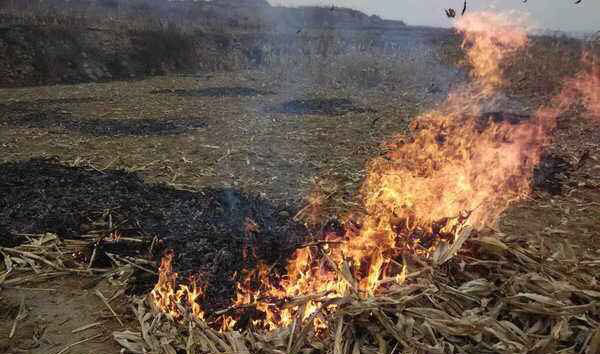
(455, 11), (529, 94)
(150, 11), (600, 332)
(151, 251), (205, 320)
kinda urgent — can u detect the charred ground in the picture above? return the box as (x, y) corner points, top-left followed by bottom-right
(0, 158), (306, 304)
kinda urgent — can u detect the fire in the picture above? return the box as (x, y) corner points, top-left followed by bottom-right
(562, 54), (600, 119)
(454, 11), (529, 94)
(577, 70), (600, 119)
(150, 11), (600, 332)
(150, 251), (205, 320)
(109, 230), (122, 242)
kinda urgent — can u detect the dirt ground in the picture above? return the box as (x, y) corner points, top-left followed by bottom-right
(0, 276), (127, 354)
(1, 37), (599, 352)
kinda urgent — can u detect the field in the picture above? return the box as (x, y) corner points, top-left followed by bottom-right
(1, 14), (599, 354)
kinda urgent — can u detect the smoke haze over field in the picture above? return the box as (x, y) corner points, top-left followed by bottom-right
(270, 0), (600, 32)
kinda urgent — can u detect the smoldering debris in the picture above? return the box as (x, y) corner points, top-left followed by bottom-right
(0, 158), (307, 305)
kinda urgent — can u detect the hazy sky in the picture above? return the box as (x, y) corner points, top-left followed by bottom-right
(269, 1), (600, 32)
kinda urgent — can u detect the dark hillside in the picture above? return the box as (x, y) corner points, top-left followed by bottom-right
(0, 0), (406, 86)
(0, 0), (403, 32)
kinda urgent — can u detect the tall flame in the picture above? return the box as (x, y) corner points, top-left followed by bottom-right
(151, 11), (600, 331)
(454, 11), (529, 94)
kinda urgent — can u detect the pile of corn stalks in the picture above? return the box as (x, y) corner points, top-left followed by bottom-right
(114, 230), (600, 354)
(0, 233), (152, 287)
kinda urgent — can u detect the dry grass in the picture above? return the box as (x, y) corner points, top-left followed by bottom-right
(505, 35), (589, 98)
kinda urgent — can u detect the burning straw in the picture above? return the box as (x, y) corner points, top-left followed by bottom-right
(124, 10), (600, 354)
(116, 234), (600, 353)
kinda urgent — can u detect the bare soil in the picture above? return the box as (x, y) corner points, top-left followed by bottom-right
(0, 276), (127, 354)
